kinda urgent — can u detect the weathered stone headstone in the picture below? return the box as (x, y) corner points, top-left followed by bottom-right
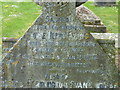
(33, 0), (106, 33)
(76, 5), (106, 33)
(2, 2), (118, 88)
(32, 0), (88, 7)
(94, 0), (116, 6)
(2, 38), (18, 57)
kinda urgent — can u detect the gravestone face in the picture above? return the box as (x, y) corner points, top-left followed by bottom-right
(2, 2), (118, 88)
(32, 0), (88, 7)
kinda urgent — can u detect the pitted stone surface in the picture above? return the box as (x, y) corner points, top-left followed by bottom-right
(76, 5), (106, 33)
(2, 2), (118, 88)
(91, 33), (119, 48)
(76, 5), (101, 25)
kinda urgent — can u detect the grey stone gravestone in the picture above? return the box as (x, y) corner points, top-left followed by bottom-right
(32, 0), (88, 7)
(76, 5), (107, 33)
(2, 38), (18, 57)
(94, 0), (116, 6)
(2, 2), (118, 88)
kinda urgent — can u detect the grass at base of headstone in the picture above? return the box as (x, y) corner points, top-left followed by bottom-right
(2, 2), (42, 38)
(84, 2), (118, 33)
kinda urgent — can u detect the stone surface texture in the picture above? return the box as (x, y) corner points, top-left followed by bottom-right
(2, 2), (118, 88)
(76, 5), (106, 33)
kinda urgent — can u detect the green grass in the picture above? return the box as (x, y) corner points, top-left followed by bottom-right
(83, 2), (118, 33)
(2, 2), (42, 38)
